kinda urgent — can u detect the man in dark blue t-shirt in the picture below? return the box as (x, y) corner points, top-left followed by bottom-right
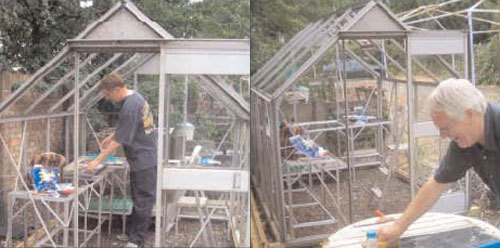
(85, 73), (157, 248)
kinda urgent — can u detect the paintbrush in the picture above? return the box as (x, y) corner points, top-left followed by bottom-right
(353, 209), (396, 227)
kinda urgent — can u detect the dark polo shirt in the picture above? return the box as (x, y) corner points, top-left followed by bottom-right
(435, 103), (500, 196)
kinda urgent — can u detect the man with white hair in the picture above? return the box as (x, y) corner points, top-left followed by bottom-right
(378, 78), (499, 243)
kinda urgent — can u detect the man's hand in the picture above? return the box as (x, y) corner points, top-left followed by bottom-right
(86, 138), (121, 174)
(376, 178), (449, 244)
(377, 222), (404, 244)
(84, 160), (100, 173)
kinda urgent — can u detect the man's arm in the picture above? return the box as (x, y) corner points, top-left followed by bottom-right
(85, 139), (121, 172)
(378, 177), (450, 243)
(101, 132), (115, 149)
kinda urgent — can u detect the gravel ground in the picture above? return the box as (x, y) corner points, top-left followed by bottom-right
(2, 216), (232, 247)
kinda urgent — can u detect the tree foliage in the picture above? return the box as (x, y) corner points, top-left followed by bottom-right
(251, 0), (500, 85)
(0, 0), (249, 73)
(251, 0), (365, 75)
(0, 0), (113, 72)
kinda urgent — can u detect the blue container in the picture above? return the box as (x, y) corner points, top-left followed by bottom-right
(31, 166), (58, 192)
(366, 230), (377, 239)
(87, 153), (118, 162)
(477, 241), (500, 248)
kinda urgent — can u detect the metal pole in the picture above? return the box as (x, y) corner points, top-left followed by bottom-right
(65, 117), (70, 168)
(133, 73), (138, 91)
(465, 31), (469, 79)
(82, 112), (87, 155)
(335, 44), (342, 205)
(14, 122), (27, 191)
(377, 78), (383, 154)
(465, 24), (472, 211)
(46, 118), (51, 151)
(63, 202), (69, 247)
(405, 10), (466, 25)
(163, 62), (173, 247)
(342, 40), (353, 224)
(183, 75), (188, 123)
(406, 38), (416, 199)
(468, 10), (476, 85)
(471, 9), (500, 13)
(84, 184), (88, 244)
(98, 177), (103, 246)
(182, 75), (188, 159)
(379, 41), (387, 156)
(232, 121), (241, 168)
(245, 190), (250, 247)
(87, 118), (102, 151)
(73, 52), (80, 247)
(271, 101), (287, 242)
(243, 119), (250, 246)
(381, 40), (389, 79)
(155, 42), (168, 247)
(452, 54), (456, 70)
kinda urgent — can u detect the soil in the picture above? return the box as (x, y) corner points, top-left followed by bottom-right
(282, 163), (500, 242)
(1, 215), (231, 247)
(284, 166), (410, 239)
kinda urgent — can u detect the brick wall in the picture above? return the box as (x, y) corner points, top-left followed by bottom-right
(0, 70), (65, 236)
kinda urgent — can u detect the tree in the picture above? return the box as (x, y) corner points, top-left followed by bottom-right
(0, 0), (114, 73)
(195, 0), (250, 39)
(251, 0), (500, 86)
(133, 0), (249, 39)
(0, 0), (249, 72)
(250, 0), (365, 75)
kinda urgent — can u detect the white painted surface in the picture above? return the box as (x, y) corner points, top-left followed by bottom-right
(409, 30), (466, 55)
(136, 40), (250, 75)
(430, 192), (466, 214)
(85, 9), (160, 39)
(413, 121), (439, 138)
(348, 4), (405, 32)
(325, 213), (500, 248)
(162, 167), (249, 192)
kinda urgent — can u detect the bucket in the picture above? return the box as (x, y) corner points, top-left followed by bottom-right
(180, 122), (195, 141)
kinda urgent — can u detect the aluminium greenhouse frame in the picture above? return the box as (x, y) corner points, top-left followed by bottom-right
(1, 1), (250, 247)
(251, 1), (471, 246)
